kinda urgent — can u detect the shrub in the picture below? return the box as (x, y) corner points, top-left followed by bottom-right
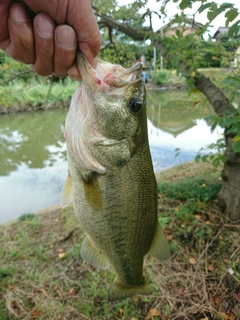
(158, 177), (221, 202)
(151, 70), (169, 85)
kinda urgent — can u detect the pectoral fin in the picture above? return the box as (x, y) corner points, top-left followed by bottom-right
(108, 280), (155, 302)
(61, 173), (73, 207)
(82, 173), (103, 211)
(148, 223), (171, 260)
(81, 236), (110, 270)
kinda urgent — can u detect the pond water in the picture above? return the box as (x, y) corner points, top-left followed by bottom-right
(0, 90), (222, 222)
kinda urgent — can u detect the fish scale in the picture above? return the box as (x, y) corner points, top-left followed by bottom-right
(61, 51), (170, 301)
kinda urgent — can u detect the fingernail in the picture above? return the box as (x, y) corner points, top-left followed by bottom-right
(56, 26), (76, 50)
(10, 6), (28, 22)
(36, 13), (54, 39)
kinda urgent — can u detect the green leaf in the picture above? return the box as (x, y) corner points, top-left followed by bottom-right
(198, 3), (212, 14)
(219, 155), (227, 163)
(212, 158), (220, 167)
(228, 21), (240, 37)
(205, 115), (217, 123)
(175, 148), (181, 158)
(232, 135), (240, 142)
(219, 2), (234, 10)
(232, 141), (240, 153)
(211, 119), (219, 132)
(222, 76), (240, 87)
(195, 155), (201, 163)
(219, 117), (240, 128)
(226, 126), (237, 135)
(207, 3), (218, 21)
(225, 8), (238, 25)
(179, 0), (192, 10)
(171, 56), (179, 67)
(175, 29), (181, 38)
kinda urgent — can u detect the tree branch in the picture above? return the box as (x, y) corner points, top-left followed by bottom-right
(93, 6), (151, 41)
(0, 69), (33, 85)
(93, 8), (234, 117)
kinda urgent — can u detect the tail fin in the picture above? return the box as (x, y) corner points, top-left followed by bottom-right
(108, 280), (155, 302)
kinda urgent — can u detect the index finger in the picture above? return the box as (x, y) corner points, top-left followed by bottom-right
(0, 0), (12, 48)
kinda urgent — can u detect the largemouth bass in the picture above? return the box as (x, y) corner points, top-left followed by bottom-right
(61, 52), (170, 301)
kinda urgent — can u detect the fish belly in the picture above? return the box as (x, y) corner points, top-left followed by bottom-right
(68, 145), (158, 300)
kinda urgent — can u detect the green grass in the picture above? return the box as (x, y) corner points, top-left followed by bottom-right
(0, 162), (239, 319)
(158, 177), (222, 202)
(0, 78), (78, 109)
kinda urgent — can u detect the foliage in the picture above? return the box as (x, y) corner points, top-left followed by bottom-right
(0, 52), (33, 83)
(195, 139), (227, 168)
(158, 177), (222, 202)
(0, 77), (78, 108)
(196, 40), (232, 68)
(206, 107), (240, 153)
(18, 213), (38, 221)
(151, 70), (169, 84)
(99, 42), (139, 67)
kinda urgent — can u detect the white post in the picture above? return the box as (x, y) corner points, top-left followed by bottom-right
(153, 46), (156, 71)
(160, 27), (163, 70)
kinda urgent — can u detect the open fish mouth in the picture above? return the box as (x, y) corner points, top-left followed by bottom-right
(77, 52), (142, 93)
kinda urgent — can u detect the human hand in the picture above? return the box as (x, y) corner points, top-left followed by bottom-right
(0, 0), (101, 78)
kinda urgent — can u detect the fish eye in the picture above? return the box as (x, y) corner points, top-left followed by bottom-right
(128, 97), (142, 113)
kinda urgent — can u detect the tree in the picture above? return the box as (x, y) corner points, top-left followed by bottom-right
(92, 0), (240, 221)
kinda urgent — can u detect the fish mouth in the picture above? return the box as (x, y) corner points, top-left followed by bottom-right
(76, 51), (142, 93)
(116, 62), (142, 81)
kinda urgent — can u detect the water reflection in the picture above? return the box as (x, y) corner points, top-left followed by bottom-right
(0, 91), (221, 221)
(146, 91), (221, 171)
(0, 110), (67, 176)
(147, 90), (212, 138)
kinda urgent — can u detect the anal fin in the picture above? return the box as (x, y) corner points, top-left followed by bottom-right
(108, 280), (155, 302)
(148, 222), (171, 260)
(81, 236), (110, 270)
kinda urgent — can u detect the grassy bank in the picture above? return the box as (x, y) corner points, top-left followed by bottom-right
(0, 78), (78, 113)
(1, 67), (237, 113)
(0, 162), (239, 320)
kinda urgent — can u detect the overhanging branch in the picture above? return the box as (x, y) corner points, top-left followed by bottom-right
(93, 6), (151, 41)
(93, 7), (234, 117)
